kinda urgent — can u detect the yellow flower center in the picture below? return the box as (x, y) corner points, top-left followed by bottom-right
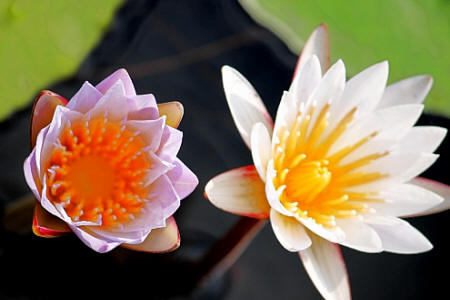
(45, 117), (150, 229)
(273, 104), (388, 227)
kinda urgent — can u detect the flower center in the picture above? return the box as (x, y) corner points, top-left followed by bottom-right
(273, 103), (387, 227)
(45, 117), (150, 229)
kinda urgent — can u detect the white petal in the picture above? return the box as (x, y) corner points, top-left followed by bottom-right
(221, 66), (273, 148)
(299, 217), (345, 244)
(326, 61), (389, 141)
(336, 219), (382, 253)
(205, 166), (270, 219)
(270, 209), (311, 252)
(407, 177), (450, 216)
(394, 126), (447, 154)
(272, 91), (297, 150)
(367, 217), (433, 254)
(306, 59), (345, 138)
(378, 75), (433, 109)
(299, 233), (351, 300)
(332, 104), (424, 159)
(251, 123), (272, 181)
(265, 160), (294, 217)
(296, 23), (330, 74)
(289, 55), (322, 106)
(345, 152), (438, 193)
(370, 183), (443, 217)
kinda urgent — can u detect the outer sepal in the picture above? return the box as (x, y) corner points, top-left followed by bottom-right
(30, 90), (68, 148)
(122, 216), (180, 253)
(158, 102), (184, 128)
(32, 203), (71, 238)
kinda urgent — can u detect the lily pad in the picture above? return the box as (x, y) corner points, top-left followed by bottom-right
(241, 0), (450, 117)
(0, 0), (122, 120)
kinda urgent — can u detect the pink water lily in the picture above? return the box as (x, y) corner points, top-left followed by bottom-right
(205, 24), (450, 299)
(24, 69), (198, 253)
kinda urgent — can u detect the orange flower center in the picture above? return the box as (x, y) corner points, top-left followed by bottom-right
(273, 104), (387, 227)
(46, 117), (151, 229)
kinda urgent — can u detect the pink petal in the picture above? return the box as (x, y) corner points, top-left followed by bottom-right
(270, 209), (311, 252)
(166, 158), (199, 199)
(205, 165), (270, 219)
(70, 225), (122, 253)
(32, 202), (71, 238)
(221, 65), (273, 149)
(23, 148), (41, 199)
(88, 80), (128, 122)
(157, 102), (184, 128)
(406, 177), (450, 216)
(126, 117), (166, 152)
(129, 94), (157, 111)
(295, 23), (330, 76)
(30, 90), (67, 147)
(95, 68), (136, 96)
(142, 152), (174, 186)
(122, 216), (180, 253)
(156, 126), (183, 162)
(66, 81), (103, 113)
(299, 233), (351, 300)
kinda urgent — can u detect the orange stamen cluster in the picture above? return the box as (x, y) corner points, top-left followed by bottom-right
(273, 103), (388, 227)
(45, 116), (151, 229)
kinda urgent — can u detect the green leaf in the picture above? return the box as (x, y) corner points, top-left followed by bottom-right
(241, 0), (450, 117)
(0, 0), (123, 120)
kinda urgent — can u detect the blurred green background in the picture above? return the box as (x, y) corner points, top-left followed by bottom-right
(0, 0), (448, 120)
(241, 0), (450, 117)
(0, 0), (122, 120)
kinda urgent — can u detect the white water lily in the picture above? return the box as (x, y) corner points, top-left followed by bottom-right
(205, 24), (450, 299)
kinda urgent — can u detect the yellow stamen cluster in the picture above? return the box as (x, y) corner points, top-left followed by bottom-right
(45, 116), (151, 229)
(273, 103), (387, 227)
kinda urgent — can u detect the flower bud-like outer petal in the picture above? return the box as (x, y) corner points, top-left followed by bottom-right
(30, 90), (71, 237)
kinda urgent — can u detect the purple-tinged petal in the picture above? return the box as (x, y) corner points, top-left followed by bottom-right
(70, 225), (122, 253)
(96, 68), (136, 96)
(38, 106), (83, 178)
(122, 216), (180, 253)
(166, 158), (199, 199)
(299, 233), (351, 300)
(130, 94), (157, 110)
(157, 126), (183, 162)
(66, 81), (103, 113)
(23, 148), (41, 199)
(157, 102), (184, 128)
(142, 152), (174, 186)
(126, 116), (166, 152)
(151, 174), (180, 219)
(88, 80), (128, 122)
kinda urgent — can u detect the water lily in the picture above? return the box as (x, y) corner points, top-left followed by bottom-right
(205, 24), (450, 299)
(24, 69), (198, 253)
